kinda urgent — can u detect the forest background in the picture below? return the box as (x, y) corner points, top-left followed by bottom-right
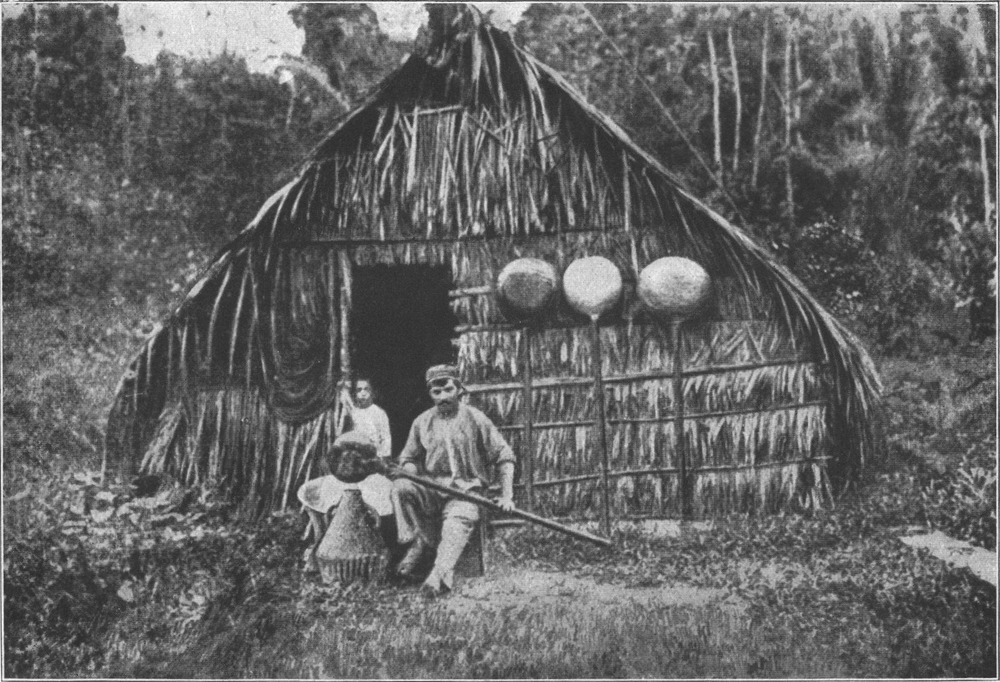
(2, 3), (997, 678)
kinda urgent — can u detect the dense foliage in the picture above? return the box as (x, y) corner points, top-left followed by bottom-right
(880, 342), (997, 549)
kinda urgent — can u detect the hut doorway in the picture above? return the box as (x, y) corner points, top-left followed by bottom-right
(350, 265), (457, 457)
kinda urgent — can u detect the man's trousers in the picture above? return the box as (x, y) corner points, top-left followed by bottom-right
(391, 478), (480, 588)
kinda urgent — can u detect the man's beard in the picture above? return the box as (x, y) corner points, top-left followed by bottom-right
(355, 396), (373, 408)
(435, 399), (458, 416)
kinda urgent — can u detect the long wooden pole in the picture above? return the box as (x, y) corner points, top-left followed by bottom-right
(338, 252), (352, 379)
(522, 455), (834, 489)
(672, 319), (690, 519)
(495, 399), (828, 431)
(388, 467), (613, 549)
(333, 252), (354, 437)
(522, 326), (536, 511)
(590, 317), (613, 537)
(465, 357), (824, 393)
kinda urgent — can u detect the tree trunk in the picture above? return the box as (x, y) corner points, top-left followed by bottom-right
(751, 20), (770, 188)
(28, 4), (41, 129)
(728, 26), (742, 175)
(793, 30), (804, 147)
(708, 30), (723, 173)
(980, 124), (993, 225)
(284, 79), (297, 132)
(783, 26), (795, 256)
(118, 63), (132, 175)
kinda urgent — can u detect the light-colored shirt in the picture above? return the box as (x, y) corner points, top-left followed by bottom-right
(399, 403), (515, 489)
(350, 403), (392, 461)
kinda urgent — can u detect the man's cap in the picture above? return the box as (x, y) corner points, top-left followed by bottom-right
(425, 364), (460, 386)
(331, 431), (377, 458)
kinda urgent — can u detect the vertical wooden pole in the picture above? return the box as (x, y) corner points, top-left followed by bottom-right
(337, 252), (352, 436)
(338, 252), (352, 377)
(521, 326), (536, 511)
(672, 318), (690, 519)
(707, 29), (722, 173)
(751, 19), (769, 188)
(591, 317), (613, 536)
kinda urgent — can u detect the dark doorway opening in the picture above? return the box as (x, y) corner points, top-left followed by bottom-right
(350, 265), (457, 459)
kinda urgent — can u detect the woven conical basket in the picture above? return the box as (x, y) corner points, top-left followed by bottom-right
(314, 488), (388, 584)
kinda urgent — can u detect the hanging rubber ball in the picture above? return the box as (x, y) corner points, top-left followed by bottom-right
(496, 258), (560, 321)
(637, 257), (711, 318)
(563, 256), (623, 320)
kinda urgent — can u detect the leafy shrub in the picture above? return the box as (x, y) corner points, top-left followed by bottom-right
(1, 229), (66, 303)
(4, 469), (130, 676)
(868, 255), (949, 355)
(797, 219), (882, 319)
(879, 341), (997, 549)
(3, 463), (301, 678)
(794, 219), (971, 355)
(938, 212), (997, 342)
(919, 450), (997, 550)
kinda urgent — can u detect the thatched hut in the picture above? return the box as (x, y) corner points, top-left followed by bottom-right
(105, 9), (881, 520)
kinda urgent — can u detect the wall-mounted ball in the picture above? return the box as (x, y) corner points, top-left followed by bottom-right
(637, 257), (712, 319)
(496, 258), (560, 321)
(563, 256), (623, 320)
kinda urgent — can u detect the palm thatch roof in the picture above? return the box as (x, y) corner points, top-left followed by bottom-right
(106, 8), (881, 517)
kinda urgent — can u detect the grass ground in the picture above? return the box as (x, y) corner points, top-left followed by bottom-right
(3, 287), (996, 678)
(89, 496), (994, 679)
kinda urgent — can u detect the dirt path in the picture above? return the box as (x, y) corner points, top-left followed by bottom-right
(444, 565), (744, 617)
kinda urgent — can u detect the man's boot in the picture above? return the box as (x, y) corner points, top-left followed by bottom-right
(422, 512), (475, 595)
(395, 538), (429, 581)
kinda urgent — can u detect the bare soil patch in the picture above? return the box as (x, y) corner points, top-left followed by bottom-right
(446, 567), (744, 616)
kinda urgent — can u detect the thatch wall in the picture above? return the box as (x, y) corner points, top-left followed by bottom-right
(116, 234), (833, 518)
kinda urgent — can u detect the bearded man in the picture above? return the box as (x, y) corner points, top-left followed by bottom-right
(392, 364), (516, 595)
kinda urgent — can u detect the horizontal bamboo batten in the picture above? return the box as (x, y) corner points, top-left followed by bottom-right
(454, 319), (808, 334)
(527, 459), (832, 519)
(519, 455), (834, 488)
(496, 400), (828, 431)
(467, 359), (826, 394)
(278, 226), (621, 248)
